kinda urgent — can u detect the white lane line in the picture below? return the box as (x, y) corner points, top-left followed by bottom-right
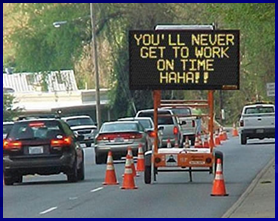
(90, 187), (103, 193)
(39, 207), (58, 215)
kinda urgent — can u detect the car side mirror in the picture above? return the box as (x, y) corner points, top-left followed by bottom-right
(158, 125), (164, 131)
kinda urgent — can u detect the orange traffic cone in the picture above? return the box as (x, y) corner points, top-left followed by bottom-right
(232, 123), (239, 137)
(174, 137), (179, 148)
(136, 144), (145, 172)
(223, 128), (228, 140)
(219, 128), (225, 141)
(103, 151), (119, 185)
(167, 138), (172, 148)
(195, 134), (202, 148)
(121, 154), (138, 190)
(203, 134), (209, 148)
(184, 136), (190, 148)
(214, 131), (221, 146)
(211, 158), (228, 196)
(127, 147), (139, 177)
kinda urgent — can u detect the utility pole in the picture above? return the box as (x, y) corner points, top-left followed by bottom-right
(90, 3), (101, 130)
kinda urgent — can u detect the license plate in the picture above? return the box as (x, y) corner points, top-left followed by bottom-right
(256, 129), (264, 133)
(29, 146), (44, 154)
(114, 137), (124, 142)
(189, 161), (205, 165)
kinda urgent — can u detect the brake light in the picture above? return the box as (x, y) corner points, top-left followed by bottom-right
(192, 120), (195, 127)
(96, 133), (142, 141)
(173, 126), (179, 135)
(51, 137), (72, 146)
(148, 131), (156, 138)
(240, 120), (244, 127)
(96, 135), (109, 141)
(3, 140), (22, 150)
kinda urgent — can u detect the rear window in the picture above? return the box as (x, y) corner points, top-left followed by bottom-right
(65, 117), (95, 127)
(8, 121), (63, 140)
(3, 124), (13, 134)
(101, 122), (139, 133)
(171, 108), (192, 116)
(136, 119), (152, 129)
(137, 111), (174, 125)
(245, 106), (274, 114)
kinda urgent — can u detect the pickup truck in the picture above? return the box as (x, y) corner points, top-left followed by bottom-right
(239, 102), (275, 144)
(163, 106), (196, 146)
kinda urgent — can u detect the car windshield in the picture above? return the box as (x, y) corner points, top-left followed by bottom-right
(3, 124), (13, 135)
(8, 121), (63, 140)
(66, 118), (94, 127)
(101, 123), (139, 133)
(138, 111), (174, 125)
(136, 119), (152, 129)
(245, 106), (274, 114)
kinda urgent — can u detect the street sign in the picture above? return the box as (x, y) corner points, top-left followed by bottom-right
(266, 82), (275, 97)
(129, 30), (240, 90)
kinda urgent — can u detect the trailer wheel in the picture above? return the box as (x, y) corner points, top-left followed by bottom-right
(144, 165), (151, 184)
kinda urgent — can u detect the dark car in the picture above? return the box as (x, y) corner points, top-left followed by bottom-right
(3, 119), (85, 185)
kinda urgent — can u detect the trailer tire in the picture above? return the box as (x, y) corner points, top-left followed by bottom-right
(144, 165), (151, 184)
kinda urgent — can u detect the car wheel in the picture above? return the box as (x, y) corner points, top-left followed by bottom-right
(77, 157), (85, 181)
(4, 173), (14, 186)
(95, 154), (106, 164)
(67, 161), (78, 182)
(14, 175), (23, 184)
(190, 138), (195, 146)
(144, 165), (151, 184)
(241, 134), (247, 145)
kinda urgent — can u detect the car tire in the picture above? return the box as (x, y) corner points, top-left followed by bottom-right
(77, 157), (85, 181)
(241, 134), (247, 145)
(67, 161), (78, 183)
(95, 154), (106, 164)
(4, 173), (14, 186)
(190, 138), (195, 146)
(14, 175), (23, 184)
(144, 165), (151, 184)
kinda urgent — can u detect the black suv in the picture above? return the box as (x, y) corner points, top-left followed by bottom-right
(3, 119), (85, 185)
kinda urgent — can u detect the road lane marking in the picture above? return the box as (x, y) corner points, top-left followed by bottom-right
(39, 207), (57, 215)
(90, 187), (103, 193)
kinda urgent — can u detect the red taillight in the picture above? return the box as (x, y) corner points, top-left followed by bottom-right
(148, 131), (156, 138)
(3, 140), (22, 150)
(173, 126), (179, 135)
(192, 120), (195, 127)
(51, 137), (71, 146)
(96, 135), (109, 141)
(130, 133), (143, 139)
(240, 120), (244, 127)
(96, 133), (142, 141)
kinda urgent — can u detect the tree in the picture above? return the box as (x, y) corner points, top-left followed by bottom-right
(3, 93), (22, 121)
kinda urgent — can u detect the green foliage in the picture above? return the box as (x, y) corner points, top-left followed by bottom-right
(3, 93), (22, 121)
(5, 3), (275, 124)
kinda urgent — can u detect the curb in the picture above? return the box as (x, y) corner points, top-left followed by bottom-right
(221, 156), (275, 218)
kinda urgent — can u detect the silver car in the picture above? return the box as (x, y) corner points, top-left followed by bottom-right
(118, 117), (163, 150)
(135, 109), (182, 147)
(94, 121), (148, 164)
(62, 115), (97, 147)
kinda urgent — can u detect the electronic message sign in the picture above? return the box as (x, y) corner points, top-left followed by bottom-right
(129, 30), (240, 90)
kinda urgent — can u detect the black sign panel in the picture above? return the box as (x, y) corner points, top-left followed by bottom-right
(129, 30), (240, 90)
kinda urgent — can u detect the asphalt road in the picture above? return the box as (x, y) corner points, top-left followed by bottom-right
(3, 135), (275, 218)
